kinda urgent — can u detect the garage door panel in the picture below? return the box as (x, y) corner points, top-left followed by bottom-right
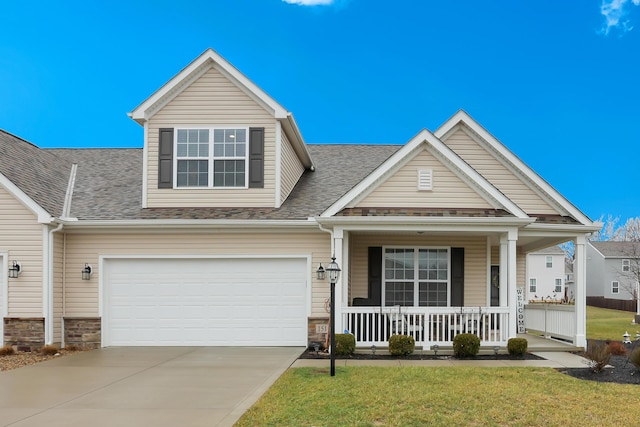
(105, 258), (307, 346)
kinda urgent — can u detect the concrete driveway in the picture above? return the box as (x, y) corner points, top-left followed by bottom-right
(0, 347), (302, 427)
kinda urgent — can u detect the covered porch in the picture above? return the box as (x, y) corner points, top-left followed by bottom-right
(318, 215), (591, 349)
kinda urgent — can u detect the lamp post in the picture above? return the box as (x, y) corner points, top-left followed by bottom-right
(325, 256), (341, 376)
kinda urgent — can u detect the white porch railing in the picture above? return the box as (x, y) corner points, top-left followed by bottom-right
(342, 306), (510, 347)
(524, 304), (575, 343)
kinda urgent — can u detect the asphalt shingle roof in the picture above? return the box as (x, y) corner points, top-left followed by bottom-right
(590, 241), (640, 257)
(0, 129), (71, 217)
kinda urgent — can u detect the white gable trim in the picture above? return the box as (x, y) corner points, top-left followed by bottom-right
(321, 129), (528, 218)
(0, 173), (54, 223)
(435, 110), (593, 226)
(128, 48), (288, 123)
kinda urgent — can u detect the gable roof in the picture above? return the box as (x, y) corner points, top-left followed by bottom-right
(529, 245), (565, 255)
(321, 127), (529, 218)
(0, 129), (71, 221)
(128, 48), (312, 168)
(435, 110), (593, 226)
(589, 241), (640, 258)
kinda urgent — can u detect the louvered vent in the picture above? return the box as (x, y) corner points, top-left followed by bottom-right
(417, 169), (433, 190)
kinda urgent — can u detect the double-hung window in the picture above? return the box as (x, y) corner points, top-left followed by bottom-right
(546, 256), (553, 268)
(612, 281), (619, 294)
(175, 127), (247, 188)
(383, 247), (449, 307)
(529, 278), (537, 293)
(622, 259), (630, 272)
(554, 278), (562, 293)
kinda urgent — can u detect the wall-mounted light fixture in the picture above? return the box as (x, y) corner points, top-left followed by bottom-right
(9, 261), (21, 278)
(81, 264), (93, 281)
(316, 263), (325, 280)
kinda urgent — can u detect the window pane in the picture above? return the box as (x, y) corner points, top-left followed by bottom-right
(236, 128), (246, 142)
(418, 282), (447, 307)
(177, 129), (187, 143)
(214, 129), (224, 143)
(176, 160), (208, 187)
(385, 282), (414, 306)
(213, 160), (245, 187)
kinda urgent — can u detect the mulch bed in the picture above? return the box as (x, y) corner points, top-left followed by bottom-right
(299, 350), (543, 361)
(560, 355), (640, 385)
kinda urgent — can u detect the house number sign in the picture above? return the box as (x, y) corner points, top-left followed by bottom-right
(516, 287), (525, 333)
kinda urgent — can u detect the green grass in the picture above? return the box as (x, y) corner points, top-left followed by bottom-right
(587, 306), (639, 340)
(236, 366), (640, 426)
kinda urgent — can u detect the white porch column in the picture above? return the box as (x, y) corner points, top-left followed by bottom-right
(508, 232), (518, 338)
(574, 235), (587, 348)
(499, 237), (508, 307)
(333, 228), (344, 334)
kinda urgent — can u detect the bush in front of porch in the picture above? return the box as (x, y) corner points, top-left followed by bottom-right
(453, 333), (480, 357)
(388, 334), (415, 356)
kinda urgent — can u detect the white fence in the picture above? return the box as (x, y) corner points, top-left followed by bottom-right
(523, 304), (575, 343)
(342, 306), (510, 347)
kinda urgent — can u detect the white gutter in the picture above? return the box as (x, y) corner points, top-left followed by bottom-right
(315, 216), (536, 227)
(59, 218), (319, 230)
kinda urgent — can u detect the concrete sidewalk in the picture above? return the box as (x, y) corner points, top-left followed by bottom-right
(291, 351), (589, 368)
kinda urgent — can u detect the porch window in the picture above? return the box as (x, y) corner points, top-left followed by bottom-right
(383, 247), (449, 307)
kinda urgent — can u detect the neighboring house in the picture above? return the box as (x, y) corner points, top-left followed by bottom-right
(587, 241), (640, 302)
(525, 246), (565, 302)
(0, 48), (599, 351)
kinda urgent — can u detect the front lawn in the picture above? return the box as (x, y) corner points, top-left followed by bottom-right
(236, 366), (640, 426)
(587, 306), (639, 340)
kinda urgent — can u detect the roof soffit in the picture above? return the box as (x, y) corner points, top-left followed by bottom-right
(435, 110), (594, 226)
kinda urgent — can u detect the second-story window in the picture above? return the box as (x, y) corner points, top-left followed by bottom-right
(546, 256), (552, 268)
(622, 259), (630, 272)
(175, 127), (247, 188)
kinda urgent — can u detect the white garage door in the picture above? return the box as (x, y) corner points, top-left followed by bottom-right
(104, 257), (308, 346)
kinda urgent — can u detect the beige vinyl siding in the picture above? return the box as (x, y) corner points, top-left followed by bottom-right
(146, 66), (277, 207)
(442, 128), (559, 215)
(52, 232), (63, 344)
(280, 131), (305, 204)
(349, 234), (488, 307)
(0, 187), (44, 316)
(357, 147), (492, 209)
(63, 229), (331, 317)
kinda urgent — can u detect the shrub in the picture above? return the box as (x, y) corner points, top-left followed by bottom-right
(334, 334), (355, 356)
(453, 333), (480, 358)
(507, 338), (528, 357)
(0, 345), (15, 356)
(607, 340), (627, 356)
(41, 345), (59, 356)
(584, 341), (611, 373)
(388, 334), (415, 356)
(630, 347), (640, 370)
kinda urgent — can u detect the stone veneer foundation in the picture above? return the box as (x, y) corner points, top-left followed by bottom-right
(307, 317), (329, 349)
(64, 317), (102, 349)
(3, 318), (45, 352)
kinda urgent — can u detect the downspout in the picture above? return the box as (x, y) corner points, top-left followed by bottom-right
(317, 222), (334, 254)
(46, 222), (63, 345)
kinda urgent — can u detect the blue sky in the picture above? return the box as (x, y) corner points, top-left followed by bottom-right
(1, 0), (639, 224)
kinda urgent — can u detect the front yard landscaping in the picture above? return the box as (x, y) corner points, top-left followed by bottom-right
(235, 366), (640, 426)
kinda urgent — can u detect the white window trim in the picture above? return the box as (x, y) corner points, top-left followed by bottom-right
(173, 126), (250, 189)
(622, 259), (630, 272)
(554, 278), (562, 293)
(612, 280), (619, 294)
(545, 256), (553, 268)
(382, 246), (451, 307)
(529, 278), (537, 293)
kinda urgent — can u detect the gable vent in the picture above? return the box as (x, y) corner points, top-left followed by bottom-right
(417, 169), (433, 191)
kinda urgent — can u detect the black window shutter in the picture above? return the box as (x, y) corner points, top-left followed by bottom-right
(451, 247), (465, 306)
(368, 247), (382, 306)
(248, 127), (264, 188)
(158, 128), (174, 188)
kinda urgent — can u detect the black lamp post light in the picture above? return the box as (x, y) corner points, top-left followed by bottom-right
(317, 256), (341, 376)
